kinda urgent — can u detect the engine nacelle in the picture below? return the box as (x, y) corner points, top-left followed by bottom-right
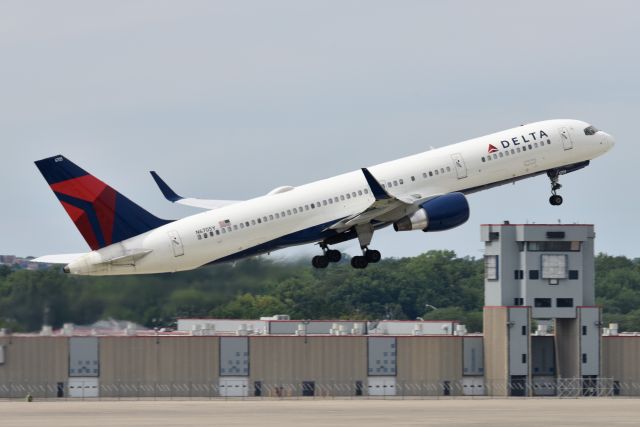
(393, 192), (470, 232)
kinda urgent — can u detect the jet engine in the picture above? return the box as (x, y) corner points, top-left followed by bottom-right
(393, 192), (469, 232)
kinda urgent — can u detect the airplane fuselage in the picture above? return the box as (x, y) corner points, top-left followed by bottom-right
(62, 119), (614, 275)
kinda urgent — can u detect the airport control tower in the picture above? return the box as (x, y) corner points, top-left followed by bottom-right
(481, 222), (600, 396)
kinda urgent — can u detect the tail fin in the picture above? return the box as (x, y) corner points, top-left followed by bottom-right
(35, 155), (172, 250)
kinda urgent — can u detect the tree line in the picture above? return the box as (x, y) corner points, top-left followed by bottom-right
(0, 251), (638, 333)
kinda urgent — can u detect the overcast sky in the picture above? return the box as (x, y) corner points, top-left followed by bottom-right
(1, 1), (637, 261)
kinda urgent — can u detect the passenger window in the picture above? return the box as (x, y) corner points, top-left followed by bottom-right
(305, 205), (309, 211)
(434, 170), (439, 175)
(381, 183), (386, 188)
(534, 143), (538, 148)
(446, 167), (450, 172)
(269, 214), (274, 220)
(423, 172), (427, 178)
(310, 203), (315, 209)
(511, 149), (515, 154)
(245, 221), (250, 227)
(482, 157), (485, 162)
(340, 195), (345, 201)
(499, 152), (503, 158)
(517, 147), (521, 153)
(258, 218), (262, 224)
(440, 168), (444, 173)
(393, 180), (398, 186)
(233, 225), (238, 230)
(281, 211), (285, 217)
(522, 146), (527, 151)
(222, 228), (226, 234)
(429, 171), (433, 177)
(293, 208), (298, 213)
(387, 182), (392, 188)
(287, 210), (291, 215)
(364, 189), (369, 194)
(346, 193), (351, 199)
(358, 190), (363, 196)
(275, 213), (280, 219)
(493, 154), (498, 159)
(251, 220), (256, 225)
(547, 139), (551, 144)
(299, 206), (303, 212)
(240, 223), (245, 229)
(411, 176), (415, 181)
(334, 197), (339, 203)
(215, 230), (220, 235)
(528, 144), (532, 150)
(322, 201), (327, 206)
(352, 192), (356, 197)
(399, 179), (404, 184)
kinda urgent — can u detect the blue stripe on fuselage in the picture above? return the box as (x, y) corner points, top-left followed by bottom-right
(209, 218), (389, 265)
(210, 219), (341, 264)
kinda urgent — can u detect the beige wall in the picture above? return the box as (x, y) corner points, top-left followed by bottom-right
(483, 308), (508, 396)
(396, 336), (463, 396)
(99, 336), (219, 397)
(249, 336), (367, 396)
(0, 337), (68, 398)
(555, 318), (579, 378)
(602, 337), (640, 396)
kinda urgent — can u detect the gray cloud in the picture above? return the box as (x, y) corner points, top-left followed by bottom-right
(0, 1), (637, 259)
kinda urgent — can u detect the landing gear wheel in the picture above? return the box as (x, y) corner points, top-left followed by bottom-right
(326, 249), (342, 263)
(549, 195), (563, 206)
(351, 256), (369, 269)
(547, 170), (563, 206)
(312, 255), (329, 269)
(365, 249), (381, 263)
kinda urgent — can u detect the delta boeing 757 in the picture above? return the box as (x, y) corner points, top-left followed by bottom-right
(33, 119), (614, 275)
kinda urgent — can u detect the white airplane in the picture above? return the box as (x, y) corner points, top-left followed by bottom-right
(33, 119), (614, 275)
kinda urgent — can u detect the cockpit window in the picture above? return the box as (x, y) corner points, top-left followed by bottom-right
(584, 126), (599, 135)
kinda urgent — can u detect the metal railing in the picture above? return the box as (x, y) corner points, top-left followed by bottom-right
(0, 378), (633, 400)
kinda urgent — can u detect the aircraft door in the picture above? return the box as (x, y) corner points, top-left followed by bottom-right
(451, 153), (468, 179)
(168, 230), (184, 257)
(559, 127), (573, 150)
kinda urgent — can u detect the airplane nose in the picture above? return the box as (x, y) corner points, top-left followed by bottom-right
(601, 132), (615, 150)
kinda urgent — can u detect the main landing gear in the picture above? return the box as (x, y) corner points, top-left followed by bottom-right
(547, 170), (564, 206)
(350, 247), (381, 269)
(311, 224), (382, 269)
(311, 244), (342, 269)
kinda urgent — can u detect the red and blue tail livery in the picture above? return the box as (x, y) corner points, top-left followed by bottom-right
(35, 155), (171, 250)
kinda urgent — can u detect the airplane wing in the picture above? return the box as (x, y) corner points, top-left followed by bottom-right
(32, 253), (87, 264)
(327, 168), (439, 232)
(150, 171), (241, 210)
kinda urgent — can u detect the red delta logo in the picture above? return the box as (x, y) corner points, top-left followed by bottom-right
(487, 144), (498, 153)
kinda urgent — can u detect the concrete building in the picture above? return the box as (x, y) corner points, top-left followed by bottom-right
(0, 223), (639, 398)
(481, 223), (601, 396)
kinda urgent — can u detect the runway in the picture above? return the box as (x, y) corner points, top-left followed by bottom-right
(0, 398), (637, 427)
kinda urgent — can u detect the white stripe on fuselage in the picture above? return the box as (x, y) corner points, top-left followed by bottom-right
(74, 119), (606, 275)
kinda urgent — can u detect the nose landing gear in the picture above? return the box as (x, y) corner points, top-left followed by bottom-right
(547, 170), (564, 206)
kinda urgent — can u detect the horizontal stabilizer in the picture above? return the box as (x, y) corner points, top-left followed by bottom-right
(150, 171), (240, 210)
(32, 253), (86, 264)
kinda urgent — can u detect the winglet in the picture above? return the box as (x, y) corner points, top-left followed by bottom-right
(150, 171), (183, 202)
(361, 168), (391, 200)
